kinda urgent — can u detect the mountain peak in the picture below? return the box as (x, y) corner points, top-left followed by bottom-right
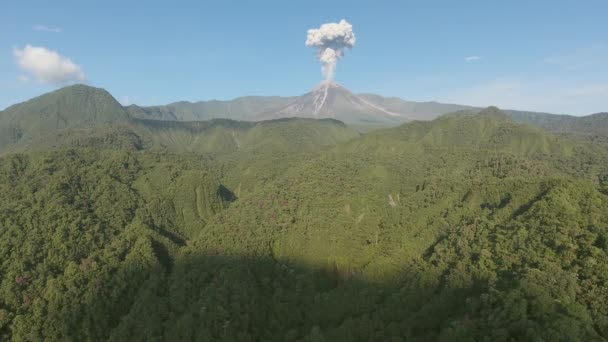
(46, 83), (119, 102)
(254, 81), (407, 126)
(477, 106), (510, 120)
(311, 80), (342, 91)
(0, 83), (129, 151)
(59, 83), (103, 91)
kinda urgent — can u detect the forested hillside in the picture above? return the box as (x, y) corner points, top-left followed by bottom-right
(2, 84), (604, 156)
(126, 96), (295, 122)
(1, 103), (607, 341)
(0, 85), (129, 151)
(510, 111), (608, 136)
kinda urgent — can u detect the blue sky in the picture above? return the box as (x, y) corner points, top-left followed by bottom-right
(1, 0), (607, 115)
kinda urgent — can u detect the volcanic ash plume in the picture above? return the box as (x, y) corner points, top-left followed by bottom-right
(306, 19), (356, 80)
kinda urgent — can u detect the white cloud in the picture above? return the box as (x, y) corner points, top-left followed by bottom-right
(120, 96), (132, 105)
(13, 45), (86, 85)
(544, 44), (607, 71)
(16, 75), (30, 84)
(438, 79), (608, 115)
(440, 44), (607, 115)
(33, 24), (63, 33)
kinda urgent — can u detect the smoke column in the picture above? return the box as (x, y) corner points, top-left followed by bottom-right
(306, 19), (356, 80)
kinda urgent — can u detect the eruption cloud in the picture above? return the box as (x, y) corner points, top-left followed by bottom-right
(306, 19), (356, 80)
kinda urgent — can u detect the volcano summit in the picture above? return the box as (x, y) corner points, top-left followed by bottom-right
(254, 81), (408, 126)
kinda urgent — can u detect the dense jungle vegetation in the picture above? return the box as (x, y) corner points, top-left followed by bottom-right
(1, 99), (608, 341)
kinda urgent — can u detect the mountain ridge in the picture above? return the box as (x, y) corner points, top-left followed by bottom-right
(126, 82), (599, 132)
(2, 83), (607, 154)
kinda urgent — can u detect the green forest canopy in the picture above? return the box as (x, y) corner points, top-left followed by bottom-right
(1, 104), (608, 341)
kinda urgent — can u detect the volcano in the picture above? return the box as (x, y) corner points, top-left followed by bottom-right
(254, 81), (409, 126)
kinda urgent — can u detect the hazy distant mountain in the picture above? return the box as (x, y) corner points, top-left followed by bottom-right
(128, 81), (414, 126)
(357, 93), (477, 121)
(126, 96), (294, 122)
(125, 82), (608, 131)
(253, 81), (410, 126)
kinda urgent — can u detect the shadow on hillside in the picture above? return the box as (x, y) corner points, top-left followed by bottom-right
(217, 184), (238, 203)
(8, 232), (605, 342)
(5, 252), (493, 342)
